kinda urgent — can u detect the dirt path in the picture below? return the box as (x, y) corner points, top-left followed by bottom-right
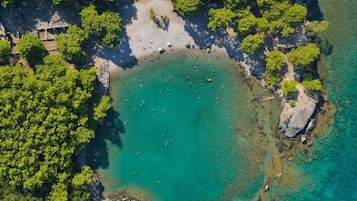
(284, 54), (295, 80)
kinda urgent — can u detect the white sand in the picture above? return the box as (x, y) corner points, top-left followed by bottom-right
(125, 0), (196, 56)
(108, 0), (227, 73)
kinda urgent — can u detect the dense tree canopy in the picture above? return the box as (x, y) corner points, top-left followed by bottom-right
(0, 40), (11, 61)
(56, 25), (88, 64)
(17, 34), (45, 66)
(288, 43), (320, 66)
(265, 50), (285, 72)
(94, 95), (112, 122)
(238, 14), (257, 35)
(174, 0), (201, 16)
(0, 55), (111, 200)
(208, 8), (237, 31)
(80, 5), (121, 48)
(240, 33), (264, 54)
(263, 50), (285, 90)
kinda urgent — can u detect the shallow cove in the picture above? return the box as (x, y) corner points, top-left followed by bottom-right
(93, 52), (281, 201)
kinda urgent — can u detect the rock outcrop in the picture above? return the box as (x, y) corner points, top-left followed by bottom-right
(93, 56), (110, 94)
(279, 85), (317, 138)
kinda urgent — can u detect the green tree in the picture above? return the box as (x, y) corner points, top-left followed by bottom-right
(55, 25), (89, 64)
(302, 79), (322, 91)
(282, 80), (298, 94)
(174, 0), (200, 16)
(306, 20), (329, 36)
(257, 0), (277, 9)
(265, 50), (285, 72)
(240, 34), (264, 54)
(288, 43), (320, 66)
(257, 1), (306, 36)
(94, 95), (112, 122)
(80, 5), (101, 34)
(71, 166), (93, 201)
(80, 6), (121, 47)
(0, 40), (11, 61)
(238, 15), (257, 35)
(56, 34), (87, 64)
(256, 17), (270, 32)
(67, 25), (89, 45)
(283, 4), (307, 25)
(224, 0), (243, 10)
(264, 50), (285, 90)
(208, 8), (237, 31)
(99, 11), (121, 47)
(17, 34), (45, 66)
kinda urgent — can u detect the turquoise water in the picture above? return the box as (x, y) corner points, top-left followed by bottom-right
(270, 0), (357, 200)
(94, 52), (281, 201)
(93, 1), (357, 200)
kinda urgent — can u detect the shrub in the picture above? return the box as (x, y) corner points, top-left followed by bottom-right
(289, 99), (296, 107)
(238, 15), (257, 35)
(149, 7), (156, 20)
(0, 39), (11, 60)
(288, 43), (320, 66)
(241, 34), (264, 54)
(56, 34), (87, 64)
(302, 79), (322, 91)
(282, 80), (297, 94)
(266, 50), (285, 72)
(306, 20), (329, 36)
(208, 8), (237, 31)
(175, 0), (200, 16)
(264, 71), (281, 90)
(80, 6), (121, 48)
(18, 33), (45, 66)
(94, 95), (112, 122)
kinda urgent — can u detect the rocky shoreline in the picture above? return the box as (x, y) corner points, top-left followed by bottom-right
(93, 0), (327, 140)
(90, 0), (330, 200)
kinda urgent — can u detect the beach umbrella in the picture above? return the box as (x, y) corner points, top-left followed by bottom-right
(158, 47), (165, 53)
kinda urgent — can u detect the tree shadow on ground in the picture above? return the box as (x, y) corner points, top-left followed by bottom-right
(183, 9), (266, 78)
(94, 0), (138, 69)
(87, 108), (126, 170)
(0, 0), (79, 34)
(304, 0), (324, 21)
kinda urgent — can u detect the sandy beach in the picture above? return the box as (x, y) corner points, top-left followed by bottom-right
(104, 0), (228, 74)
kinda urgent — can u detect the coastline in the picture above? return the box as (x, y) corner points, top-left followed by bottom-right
(100, 0), (250, 77)
(99, 50), (284, 201)
(93, 0), (332, 200)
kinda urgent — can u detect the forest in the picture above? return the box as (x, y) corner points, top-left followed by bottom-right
(0, 1), (114, 199)
(0, 54), (111, 200)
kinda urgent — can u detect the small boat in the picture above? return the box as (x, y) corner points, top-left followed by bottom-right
(264, 184), (270, 192)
